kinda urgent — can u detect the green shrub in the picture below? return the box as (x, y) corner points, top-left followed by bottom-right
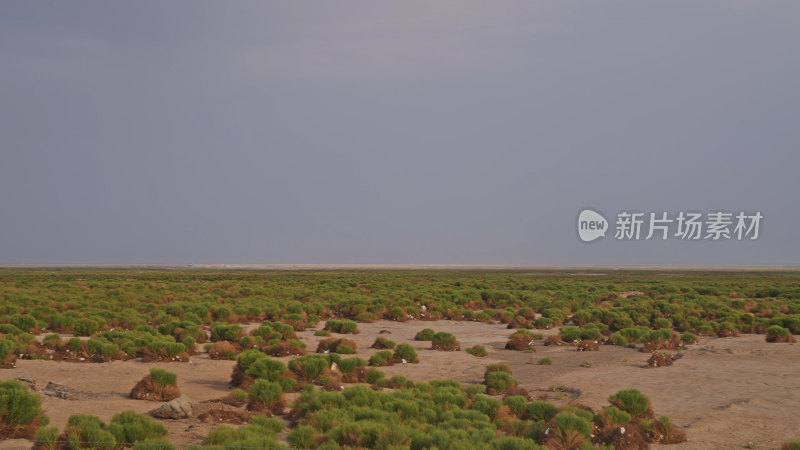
(599, 406), (631, 426)
(369, 350), (394, 367)
(371, 337), (396, 349)
(314, 330), (331, 337)
(502, 395), (528, 418)
(210, 324), (244, 342)
(466, 345), (488, 357)
(165, 343), (185, 357)
(414, 328), (436, 341)
(680, 332), (697, 344)
(388, 375), (415, 389)
(338, 357), (366, 374)
(525, 401), (557, 422)
(484, 362), (512, 375)
(464, 384), (486, 396)
(469, 394), (501, 418)
(231, 389), (248, 401)
(100, 343), (119, 358)
(536, 357), (552, 365)
(554, 411), (592, 435)
(279, 377), (297, 393)
(491, 436), (543, 450)
(181, 336), (196, 349)
(35, 426), (59, 450)
(484, 371), (517, 394)
(250, 415), (284, 434)
(287, 425), (316, 448)
(133, 440), (176, 450)
(149, 368), (177, 388)
(42, 334), (61, 349)
(608, 389), (650, 418)
(366, 369), (386, 385)
(11, 314), (37, 332)
(73, 319), (100, 337)
(248, 379), (283, 409)
(65, 414), (116, 450)
(67, 337), (82, 351)
(766, 325), (794, 342)
(289, 355), (329, 381)
(0, 380), (46, 433)
(245, 356), (286, 382)
(558, 326), (582, 342)
(393, 343), (418, 363)
(108, 410), (168, 443)
(324, 319), (359, 334)
(431, 332), (459, 350)
(335, 344), (355, 354)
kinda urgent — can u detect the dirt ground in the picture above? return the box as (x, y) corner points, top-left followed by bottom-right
(2, 320), (798, 449)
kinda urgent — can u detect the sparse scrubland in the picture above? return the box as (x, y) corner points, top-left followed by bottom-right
(1, 269), (799, 448)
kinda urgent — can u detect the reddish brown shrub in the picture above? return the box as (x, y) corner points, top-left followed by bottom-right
(506, 334), (536, 351)
(265, 341), (307, 357)
(129, 375), (180, 402)
(503, 386), (530, 399)
(370, 337), (395, 349)
(208, 341), (239, 360)
(316, 338), (357, 354)
(198, 409), (252, 424)
(645, 352), (677, 368)
(577, 339), (600, 351)
(544, 335), (566, 346)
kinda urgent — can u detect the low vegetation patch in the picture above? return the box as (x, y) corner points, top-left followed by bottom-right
(466, 345), (488, 357)
(431, 332), (461, 351)
(370, 336), (395, 349)
(505, 329), (538, 351)
(484, 364), (520, 395)
(766, 325), (796, 343)
(40, 412), (168, 450)
(130, 368), (180, 402)
(316, 338), (357, 354)
(645, 352), (680, 368)
(323, 319), (359, 334)
(0, 380), (48, 439)
(414, 328), (436, 341)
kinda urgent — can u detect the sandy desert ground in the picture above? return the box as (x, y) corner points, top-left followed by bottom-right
(1, 320), (798, 449)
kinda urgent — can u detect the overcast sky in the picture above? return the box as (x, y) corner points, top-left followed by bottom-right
(1, 1), (798, 266)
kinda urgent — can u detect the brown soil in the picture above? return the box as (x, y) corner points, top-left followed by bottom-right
(1, 320), (798, 449)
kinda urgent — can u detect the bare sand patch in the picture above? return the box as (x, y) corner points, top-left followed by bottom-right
(1, 321), (798, 449)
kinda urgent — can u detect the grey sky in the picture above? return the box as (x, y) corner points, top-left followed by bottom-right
(1, 1), (798, 266)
